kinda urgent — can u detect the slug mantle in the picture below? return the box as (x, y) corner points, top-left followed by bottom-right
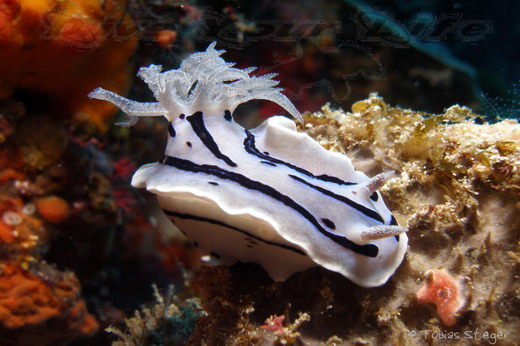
(88, 42), (408, 287)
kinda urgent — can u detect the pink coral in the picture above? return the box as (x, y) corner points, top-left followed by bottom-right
(260, 315), (285, 335)
(416, 269), (466, 326)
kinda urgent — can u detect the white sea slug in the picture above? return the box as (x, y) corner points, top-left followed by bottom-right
(89, 42), (408, 287)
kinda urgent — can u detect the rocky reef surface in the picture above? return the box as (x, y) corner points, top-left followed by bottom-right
(183, 94), (519, 345)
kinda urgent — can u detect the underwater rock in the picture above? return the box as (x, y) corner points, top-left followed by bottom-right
(188, 94), (519, 344)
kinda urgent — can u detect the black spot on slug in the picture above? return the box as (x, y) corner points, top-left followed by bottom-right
(370, 192), (379, 201)
(224, 110), (232, 121)
(186, 141), (192, 147)
(208, 182), (219, 186)
(321, 218), (336, 230)
(168, 123), (176, 137)
(179, 114), (186, 119)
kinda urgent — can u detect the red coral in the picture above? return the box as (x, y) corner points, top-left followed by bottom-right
(112, 188), (135, 214)
(112, 157), (136, 179)
(416, 269), (466, 326)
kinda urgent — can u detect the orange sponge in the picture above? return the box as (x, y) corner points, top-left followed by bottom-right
(35, 195), (70, 224)
(0, 262), (98, 344)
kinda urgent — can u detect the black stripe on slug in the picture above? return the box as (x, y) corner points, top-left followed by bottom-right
(187, 112), (237, 167)
(289, 174), (385, 224)
(390, 215), (399, 241)
(260, 161), (277, 167)
(160, 156), (379, 258)
(162, 209), (307, 256)
(244, 130), (356, 186)
(168, 123), (176, 137)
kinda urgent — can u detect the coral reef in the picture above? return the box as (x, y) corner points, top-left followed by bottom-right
(0, 0), (137, 132)
(187, 95), (519, 344)
(0, 100), (105, 344)
(0, 91), (195, 343)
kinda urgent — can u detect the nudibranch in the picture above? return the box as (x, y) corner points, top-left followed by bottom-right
(89, 42), (408, 287)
